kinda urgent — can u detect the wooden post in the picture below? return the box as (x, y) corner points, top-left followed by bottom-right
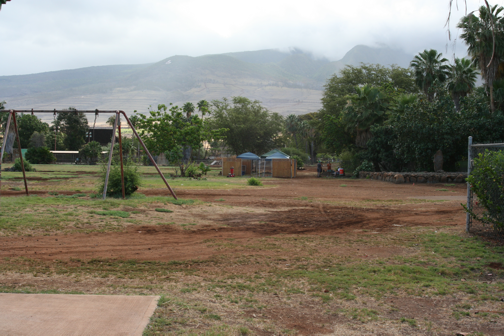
(102, 115), (119, 199)
(12, 112), (29, 195)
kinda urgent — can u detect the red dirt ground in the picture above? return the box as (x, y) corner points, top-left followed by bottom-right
(0, 171), (468, 262)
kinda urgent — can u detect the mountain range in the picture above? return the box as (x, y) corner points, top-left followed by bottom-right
(0, 45), (414, 120)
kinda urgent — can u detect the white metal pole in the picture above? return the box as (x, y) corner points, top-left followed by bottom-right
(102, 115), (119, 199)
(466, 136), (473, 233)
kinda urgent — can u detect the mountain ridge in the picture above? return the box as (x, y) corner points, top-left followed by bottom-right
(0, 45), (414, 117)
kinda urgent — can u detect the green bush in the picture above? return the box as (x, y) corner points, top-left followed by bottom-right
(353, 160), (374, 177)
(291, 155), (304, 168)
(25, 146), (56, 164)
(184, 163), (200, 177)
(464, 150), (504, 235)
(198, 162), (211, 175)
(98, 161), (141, 197)
(12, 158), (35, 172)
(247, 177), (263, 186)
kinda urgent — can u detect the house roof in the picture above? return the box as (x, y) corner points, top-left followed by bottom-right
(237, 152), (260, 160)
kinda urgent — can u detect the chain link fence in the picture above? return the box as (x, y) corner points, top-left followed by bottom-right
(466, 136), (504, 238)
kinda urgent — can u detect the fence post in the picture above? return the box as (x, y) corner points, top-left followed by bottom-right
(466, 136), (473, 233)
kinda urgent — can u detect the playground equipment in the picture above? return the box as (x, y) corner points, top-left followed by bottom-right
(0, 109), (177, 200)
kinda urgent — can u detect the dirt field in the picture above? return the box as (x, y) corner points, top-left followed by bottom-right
(0, 167), (503, 335)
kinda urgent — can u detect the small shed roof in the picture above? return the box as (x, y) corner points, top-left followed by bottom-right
(237, 152), (260, 160)
(261, 149), (289, 158)
(265, 152), (290, 160)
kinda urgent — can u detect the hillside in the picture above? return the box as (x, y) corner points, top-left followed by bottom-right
(0, 45), (414, 121)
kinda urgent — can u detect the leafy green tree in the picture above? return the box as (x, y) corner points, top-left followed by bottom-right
(447, 58), (479, 111)
(135, 104), (223, 175)
(458, 4), (504, 112)
(56, 108), (89, 150)
(29, 131), (46, 148)
(183, 102), (195, 118)
(79, 141), (102, 164)
(410, 49), (450, 101)
(320, 64), (416, 155)
(16, 114), (49, 148)
(207, 97), (284, 155)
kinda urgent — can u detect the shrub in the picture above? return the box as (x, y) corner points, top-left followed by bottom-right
(25, 146), (56, 164)
(464, 150), (504, 235)
(184, 163), (200, 177)
(12, 158), (35, 171)
(291, 155), (304, 168)
(98, 161), (141, 197)
(353, 160), (374, 177)
(198, 162), (211, 175)
(79, 141), (102, 164)
(247, 177), (263, 186)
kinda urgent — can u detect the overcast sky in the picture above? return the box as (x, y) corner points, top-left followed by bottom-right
(0, 0), (499, 76)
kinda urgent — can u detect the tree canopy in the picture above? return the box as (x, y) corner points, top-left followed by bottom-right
(56, 108), (89, 151)
(17, 114), (49, 148)
(207, 97), (284, 155)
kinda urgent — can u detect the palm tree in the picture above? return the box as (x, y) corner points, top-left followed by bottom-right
(447, 58), (479, 111)
(183, 102), (195, 119)
(458, 4), (504, 112)
(285, 114), (300, 148)
(410, 49), (450, 101)
(343, 85), (388, 148)
(197, 100), (210, 121)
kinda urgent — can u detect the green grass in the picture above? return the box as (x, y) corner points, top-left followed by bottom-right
(0, 195), (196, 235)
(155, 208), (173, 213)
(91, 210), (130, 218)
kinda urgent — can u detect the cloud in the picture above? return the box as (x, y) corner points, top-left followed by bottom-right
(0, 0), (486, 76)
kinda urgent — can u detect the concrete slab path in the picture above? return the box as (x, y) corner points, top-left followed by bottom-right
(0, 293), (159, 336)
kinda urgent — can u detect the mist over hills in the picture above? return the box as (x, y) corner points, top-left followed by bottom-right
(0, 45), (414, 120)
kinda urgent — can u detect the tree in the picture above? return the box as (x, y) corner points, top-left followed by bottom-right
(197, 100), (210, 120)
(183, 102), (195, 118)
(0, 0), (11, 11)
(447, 58), (479, 111)
(207, 97), (284, 155)
(410, 49), (450, 101)
(79, 141), (102, 164)
(285, 114), (301, 148)
(458, 4), (504, 112)
(16, 114), (49, 148)
(29, 131), (46, 148)
(320, 64), (416, 155)
(135, 104), (223, 176)
(342, 84), (389, 149)
(56, 108), (89, 150)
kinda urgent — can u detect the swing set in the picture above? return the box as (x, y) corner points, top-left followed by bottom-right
(0, 109), (177, 200)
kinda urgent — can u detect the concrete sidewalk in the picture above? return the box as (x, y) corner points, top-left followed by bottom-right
(0, 293), (159, 336)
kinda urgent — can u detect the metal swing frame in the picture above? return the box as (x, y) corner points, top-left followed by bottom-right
(0, 109), (177, 200)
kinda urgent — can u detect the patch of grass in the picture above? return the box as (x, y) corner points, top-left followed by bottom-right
(204, 314), (222, 321)
(155, 208), (173, 213)
(436, 188), (449, 191)
(90, 210), (130, 218)
(400, 317), (417, 327)
(215, 198), (225, 202)
(340, 184), (347, 187)
(444, 184), (456, 187)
